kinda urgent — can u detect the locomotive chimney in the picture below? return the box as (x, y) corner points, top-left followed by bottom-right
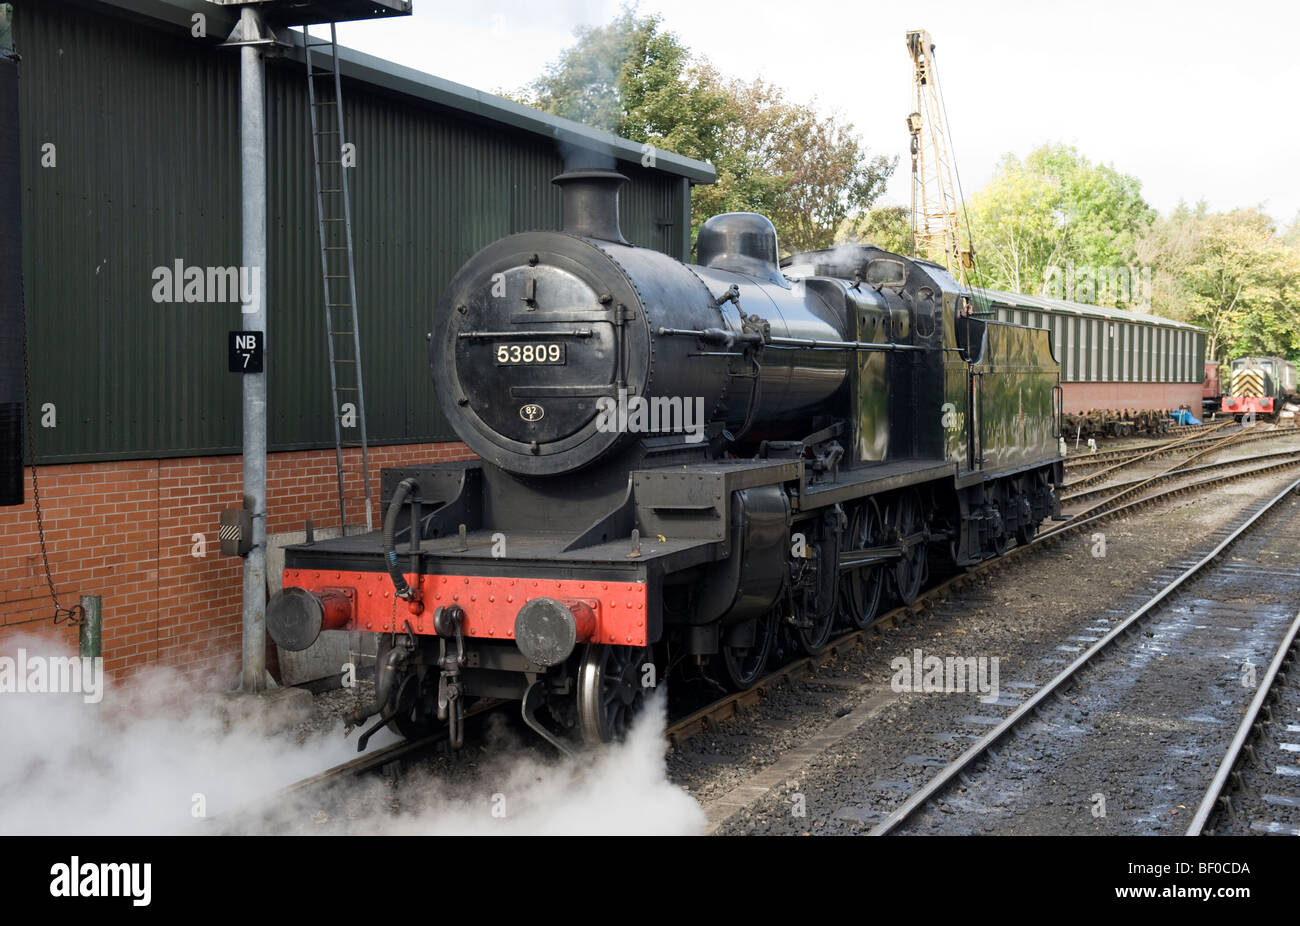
(552, 169), (629, 244)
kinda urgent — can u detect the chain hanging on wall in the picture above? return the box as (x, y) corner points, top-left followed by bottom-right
(19, 257), (81, 627)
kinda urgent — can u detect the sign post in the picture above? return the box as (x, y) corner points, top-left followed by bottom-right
(218, 4), (275, 692)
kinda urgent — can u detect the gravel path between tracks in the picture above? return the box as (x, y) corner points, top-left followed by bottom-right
(897, 494), (1300, 835)
(680, 460), (1300, 835)
(1068, 430), (1296, 493)
(288, 680), (375, 742)
(1209, 628), (1300, 836)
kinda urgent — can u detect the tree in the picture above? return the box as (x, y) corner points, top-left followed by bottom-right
(512, 5), (892, 253)
(1133, 201), (1202, 322)
(836, 205), (915, 255)
(1138, 205), (1300, 361)
(1284, 210), (1300, 248)
(517, 6), (682, 135)
(964, 144), (1155, 305)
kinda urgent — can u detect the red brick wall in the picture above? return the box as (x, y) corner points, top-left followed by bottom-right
(0, 442), (474, 680)
(1060, 380), (1203, 415)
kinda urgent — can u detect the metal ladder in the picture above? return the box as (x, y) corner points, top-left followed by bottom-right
(304, 22), (373, 536)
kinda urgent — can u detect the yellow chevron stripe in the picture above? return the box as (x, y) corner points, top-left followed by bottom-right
(1232, 370), (1266, 397)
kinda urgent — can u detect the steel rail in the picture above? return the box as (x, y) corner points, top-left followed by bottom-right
(1042, 425), (1263, 532)
(1186, 608), (1300, 836)
(1060, 420), (1234, 490)
(1064, 426), (1294, 484)
(1062, 423), (1221, 467)
(1063, 425), (1256, 471)
(275, 698), (505, 797)
(867, 476), (1300, 836)
(1061, 451), (1300, 506)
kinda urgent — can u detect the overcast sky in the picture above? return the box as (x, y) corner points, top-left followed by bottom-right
(333, 0), (1300, 227)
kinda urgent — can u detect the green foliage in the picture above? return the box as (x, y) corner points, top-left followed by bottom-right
(520, 6), (664, 134)
(1284, 210), (1300, 248)
(836, 205), (915, 255)
(964, 143), (1155, 303)
(512, 4), (892, 253)
(1139, 204), (1300, 361)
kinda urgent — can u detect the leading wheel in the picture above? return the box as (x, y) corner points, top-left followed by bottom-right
(840, 500), (885, 629)
(576, 643), (654, 745)
(718, 607), (778, 691)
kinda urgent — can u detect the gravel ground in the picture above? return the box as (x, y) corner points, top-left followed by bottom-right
(896, 494), (1300, 835)
(1210, 627), (1300, 836)
(287, 679), (374, 743)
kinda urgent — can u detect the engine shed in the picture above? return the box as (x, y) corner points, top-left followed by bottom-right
(0, 0), (714, 679)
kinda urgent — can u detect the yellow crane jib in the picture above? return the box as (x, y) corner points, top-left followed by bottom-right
(906, 29), (974, 281)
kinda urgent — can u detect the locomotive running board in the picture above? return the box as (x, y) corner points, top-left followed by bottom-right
(798, 460), (955, 510)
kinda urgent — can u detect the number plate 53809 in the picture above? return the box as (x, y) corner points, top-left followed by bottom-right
(495, 343), (565, 365)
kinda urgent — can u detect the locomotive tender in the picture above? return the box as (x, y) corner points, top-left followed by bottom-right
(266, 169), (1064, 751)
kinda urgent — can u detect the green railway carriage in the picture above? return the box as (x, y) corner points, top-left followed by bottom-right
(975, 289), (1206, 422)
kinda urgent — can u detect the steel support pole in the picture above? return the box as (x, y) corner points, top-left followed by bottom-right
(78, 594), (101, 660)
(239, 5), (268, 692)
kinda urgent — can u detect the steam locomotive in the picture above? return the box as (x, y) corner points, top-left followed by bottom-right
(266, 168), (1064, 752)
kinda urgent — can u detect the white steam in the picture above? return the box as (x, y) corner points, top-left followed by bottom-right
(0, 636), (704, 836)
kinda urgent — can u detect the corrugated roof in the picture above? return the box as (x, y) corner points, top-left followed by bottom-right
(77, 0), (718, 184)
(973, 287), (1205, 333)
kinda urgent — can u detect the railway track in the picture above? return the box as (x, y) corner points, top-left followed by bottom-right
(867, 476), (1300, 835)
(1063, 420), (1234, 486)
(273, 699), (505, 797)
(1060, 449), (1300, 507)
(1046, 425), (1292, 527)
(1062, 422), (1221, 461)
(1063, 424), (1295, 487)
(278, 440), (1300, 801)
(1188, 609), (1300, 836)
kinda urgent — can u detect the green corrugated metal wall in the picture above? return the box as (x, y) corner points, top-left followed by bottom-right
(992, 303), (1205, 385)
(15, 1), (686, 463)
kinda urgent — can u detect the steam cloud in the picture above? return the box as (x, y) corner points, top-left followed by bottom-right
(0, 635), (704, 836)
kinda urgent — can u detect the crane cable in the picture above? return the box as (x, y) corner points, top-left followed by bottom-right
(922, 44), (990, 310)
